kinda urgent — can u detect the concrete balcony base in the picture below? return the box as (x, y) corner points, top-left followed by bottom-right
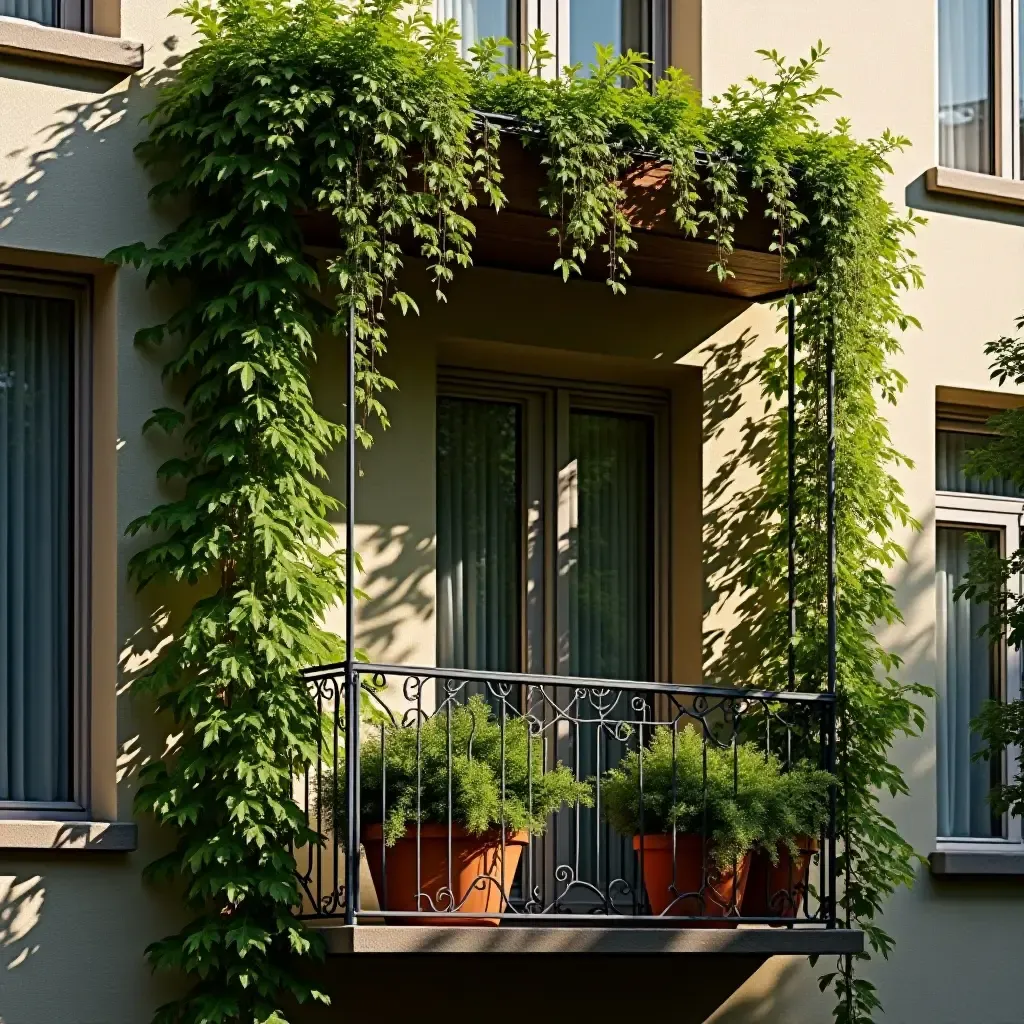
(311, 922), (864, 957)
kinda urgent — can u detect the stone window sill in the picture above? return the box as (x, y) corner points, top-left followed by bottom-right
(926, 165), (1024, 208)
(929, 849), (1024, 877)
(0, 819), (137, 852)
(0, 16), (143, 74)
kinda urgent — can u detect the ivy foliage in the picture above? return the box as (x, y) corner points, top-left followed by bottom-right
(113, 2), (924, 1022)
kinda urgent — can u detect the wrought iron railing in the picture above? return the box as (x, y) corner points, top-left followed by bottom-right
(296, 664), (837, 928)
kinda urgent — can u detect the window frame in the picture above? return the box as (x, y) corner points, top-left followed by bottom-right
(0, 272), (92, 820)
(437, 368), (671, 683)
(935, 492), (1024, 851)
(937, 0), (1024, 178)
(523, 0), (670, 81)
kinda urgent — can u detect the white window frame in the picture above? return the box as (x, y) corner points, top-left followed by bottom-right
(935, 491), (1024, 851)
(0, 272), (92, 820)
(937, 0), (1024, 178)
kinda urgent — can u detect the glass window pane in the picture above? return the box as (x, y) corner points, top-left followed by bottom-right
(0, 0), (56, 25)
(0, 291), (73, 803)
(935, 527), (1002, 838)
(938, 0), (994, 173)
(436, 396), (521, 673)
(567, 410), (653, 681)
(569, 0), (648, 72)
(936, 430), (1024, 496)
(441, 0), (518, 61)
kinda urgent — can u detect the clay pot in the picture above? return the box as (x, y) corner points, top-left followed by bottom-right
(362, 823), (528, 926)
(742, 835), (819, 921)
(634, 833), (750, 926)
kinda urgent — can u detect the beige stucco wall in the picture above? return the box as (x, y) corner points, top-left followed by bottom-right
(3, 1), (1024, 1022)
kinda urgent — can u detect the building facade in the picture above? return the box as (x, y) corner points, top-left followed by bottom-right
(1, 1), (1023, 1022)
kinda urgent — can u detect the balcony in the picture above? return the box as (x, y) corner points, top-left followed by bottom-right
(296, 664), (861, 959)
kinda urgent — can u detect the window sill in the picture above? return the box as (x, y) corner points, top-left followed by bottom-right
(929, 849), (1024, 877)
(926, 166), (1024, 208)
(0, 819), (137, 852)
(0, 16), (143, 74)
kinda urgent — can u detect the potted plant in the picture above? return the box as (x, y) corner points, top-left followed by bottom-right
(601, 726), (833, 925)
(323, 695), (591, 925)
(741, 760), (834, 921)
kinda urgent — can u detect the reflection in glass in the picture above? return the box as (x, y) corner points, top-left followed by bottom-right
(938, 0), (993, 173)
(569, 0), (647, 73)
(440, 0), (518, 61)
(935, 527), (1002, 838)
(936, 430), (1024, 497)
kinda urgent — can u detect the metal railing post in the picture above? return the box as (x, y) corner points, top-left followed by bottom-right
(826, 318), (838, 927)
(788, 298), (797, 690)
(344, 300), (360, 926)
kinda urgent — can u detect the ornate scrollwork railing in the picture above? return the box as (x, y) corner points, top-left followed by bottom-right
(295, 664), (838, 928)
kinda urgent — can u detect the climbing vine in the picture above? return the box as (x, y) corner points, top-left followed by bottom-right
(112, 2), (926, 1022)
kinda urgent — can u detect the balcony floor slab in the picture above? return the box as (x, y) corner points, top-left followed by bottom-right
(311, 923), (864, 957)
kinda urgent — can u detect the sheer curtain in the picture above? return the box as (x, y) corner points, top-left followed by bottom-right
(0, 0), (56, 25)
(938, 0), (993, 173)
(936, 527), (1000, 838)
(1, 291), (73, 803)
(567, 411), (653, 682)
(936, 430), (1023, 496)
(436, 397), (521, 675)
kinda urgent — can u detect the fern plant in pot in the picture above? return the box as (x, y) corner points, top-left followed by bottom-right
(601, 727), (833, 925)
(323, 694), (591, 925)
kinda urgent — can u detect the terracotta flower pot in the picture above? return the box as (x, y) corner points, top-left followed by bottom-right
(742, 835), (819, 921)
(362, 823), (528, 926)
(634, 833), (750, 927)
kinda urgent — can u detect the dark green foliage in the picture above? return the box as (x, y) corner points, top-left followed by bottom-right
(114, 2), (922, 1020)
(323, 695), (591, 846)
(600, 726), (833, 868)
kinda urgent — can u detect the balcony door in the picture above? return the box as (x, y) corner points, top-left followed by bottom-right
(436, 372), (665, 912)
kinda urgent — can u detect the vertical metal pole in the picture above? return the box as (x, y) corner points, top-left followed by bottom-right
(826, 319), (838, 927)
(787, 299), (797, 691)
(826, 319), (837, 697)
(344, 301), (360, 926)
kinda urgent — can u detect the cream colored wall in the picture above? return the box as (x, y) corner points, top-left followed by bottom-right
(0, 3), (195, 1021)
(698, 3), (1024, 1022)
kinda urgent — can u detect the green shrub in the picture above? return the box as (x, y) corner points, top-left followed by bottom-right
(601, 726), (833, 867)
(324, 695), (592, 846)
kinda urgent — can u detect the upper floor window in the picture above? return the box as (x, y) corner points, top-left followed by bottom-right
(0, 0), (88, 30)
(938, 0), (1024, 177)
(438, 1), (669, 78)
(440, 0), (519, 60)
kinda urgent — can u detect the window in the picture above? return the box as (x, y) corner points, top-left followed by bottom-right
(439, 0), (520, 61)
(0, 0), (88, 30)
(436, 373), (666, 680)
(938, 0), (1024, 177)
(558, 0), (668, 78)
(0, 278), (89, 815)
(935, 414), (1023, 846)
